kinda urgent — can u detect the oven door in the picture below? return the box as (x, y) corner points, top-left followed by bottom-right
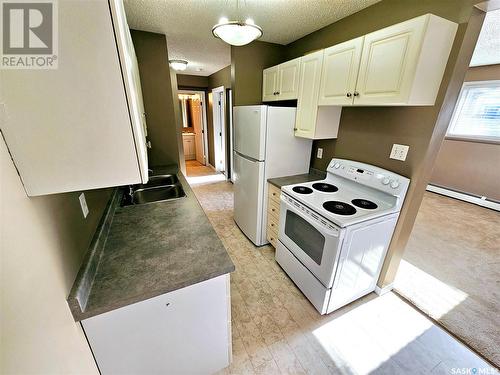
(279, 194), (343, 288)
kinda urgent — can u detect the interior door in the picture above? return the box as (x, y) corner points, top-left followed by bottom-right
(354, 16), (426, 105)
(212, 89), (225, 172)
(191, 97), (205, 164)
(294, 50), (324, 139)
(233, 152), (265, 245)
(318, 37), (364, 106)
(278, 57), (301, 100)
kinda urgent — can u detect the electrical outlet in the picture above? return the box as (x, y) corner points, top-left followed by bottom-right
(79, 193), (89, 218)
(317, 148), (323, 159)
(390, 144), (409, 161)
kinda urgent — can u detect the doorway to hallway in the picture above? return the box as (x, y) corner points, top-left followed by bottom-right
(178, 90), (209, 169)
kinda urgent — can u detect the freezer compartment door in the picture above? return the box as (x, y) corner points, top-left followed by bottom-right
(233, 106), (267, 161)
(233, 151), (266, 245)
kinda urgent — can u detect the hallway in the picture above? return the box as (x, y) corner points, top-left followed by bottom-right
(183, 165), (492, 374)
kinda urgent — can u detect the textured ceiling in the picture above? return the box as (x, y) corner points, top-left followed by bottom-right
(470, 9), (500, 67)
(124, 0), (380, 76)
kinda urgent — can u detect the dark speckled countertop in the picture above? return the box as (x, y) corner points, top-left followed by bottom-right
(68, 166), (235, 321)
(267, 169), (326, 189)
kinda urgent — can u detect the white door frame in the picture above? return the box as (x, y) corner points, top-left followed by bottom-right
(178, 90), (209, 166)
(228, 89), (234, 182)
(212, 86), (226, 175)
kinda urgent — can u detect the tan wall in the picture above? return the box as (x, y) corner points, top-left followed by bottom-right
(0, 139), (111, 374)
(231, 41), (286, 106)
(177, 74), (209, 89)
(431, 140), (500, 200)
(281, 0), (483, 286)
(430, 64), (500, 201)
(131, 30), (180, 168)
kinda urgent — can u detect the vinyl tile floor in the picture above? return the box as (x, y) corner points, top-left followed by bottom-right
(185, 162), (494, 375)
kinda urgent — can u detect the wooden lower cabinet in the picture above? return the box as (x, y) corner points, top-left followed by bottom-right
(267, 183), (281, 248)
(82, 274), (231, 374)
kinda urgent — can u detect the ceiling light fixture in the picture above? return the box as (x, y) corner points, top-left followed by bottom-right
(212, 0), (262, 47)
(169, 59), (188, 71)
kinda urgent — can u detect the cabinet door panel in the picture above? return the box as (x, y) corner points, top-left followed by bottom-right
(262, 66), (279, 102)
(295, 50), (324, 139)
(278, 57), (301, 100)
(355, 16), (426, 105)
(82, 275), (231, 375)
(319, 37), (363, 106)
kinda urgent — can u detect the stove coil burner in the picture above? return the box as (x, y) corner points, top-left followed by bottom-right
(323, 201), (357, 216)
(292, 186), (313, 194)
(312, 182), (338, 193)
(351, 199), (378, 210)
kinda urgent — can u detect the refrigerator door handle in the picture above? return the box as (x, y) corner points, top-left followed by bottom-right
(234, 150), (263, 163)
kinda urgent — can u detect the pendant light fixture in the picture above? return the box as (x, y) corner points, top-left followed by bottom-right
(212, 1), (263, 46)
(169, 59), (188, 71)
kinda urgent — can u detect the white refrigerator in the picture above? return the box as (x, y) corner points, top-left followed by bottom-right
(233, 106), (312, 246)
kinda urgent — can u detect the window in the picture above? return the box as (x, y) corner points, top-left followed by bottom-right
(447, 80), (500, 142)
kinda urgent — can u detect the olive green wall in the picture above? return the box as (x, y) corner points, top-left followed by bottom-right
(131, 30), (180, 168)
(279, 0), (483, 286)
(1, 138), (110, 374)
(177, 74), (209, 89)
(430, 64), (500, 201)
(231, 41), (287, 106)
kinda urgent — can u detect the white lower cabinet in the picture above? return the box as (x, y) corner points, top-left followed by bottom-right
(82, 274), (231, 375)
(182, 133), (196, 160)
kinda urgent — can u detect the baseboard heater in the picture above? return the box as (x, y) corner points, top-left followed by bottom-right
(426, 184), (500, 212)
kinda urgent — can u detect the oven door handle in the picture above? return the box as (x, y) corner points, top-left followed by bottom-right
(280, 195), (340, 238)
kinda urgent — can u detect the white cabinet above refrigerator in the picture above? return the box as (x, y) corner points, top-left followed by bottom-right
(0, 0), (148, 196)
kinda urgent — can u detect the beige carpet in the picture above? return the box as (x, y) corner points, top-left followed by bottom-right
(395, 192), (500, 367)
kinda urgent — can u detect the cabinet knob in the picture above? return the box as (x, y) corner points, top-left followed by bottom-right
(272, 208), (275, 212)
(346, 92), (352, 98)
(353, 91), (360, 97)
(293, 128), (297, 131)
(271, 223), (275, 227)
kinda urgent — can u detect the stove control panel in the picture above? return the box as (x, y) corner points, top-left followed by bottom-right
(327, 158), (410, 199)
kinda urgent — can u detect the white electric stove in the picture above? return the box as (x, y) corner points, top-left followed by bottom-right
(276, 158), (410, 314)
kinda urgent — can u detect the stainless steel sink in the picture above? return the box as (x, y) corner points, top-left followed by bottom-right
(121, 174), (186, 206)
(133, 174), (179, 190)
(131, 184), (185, 205)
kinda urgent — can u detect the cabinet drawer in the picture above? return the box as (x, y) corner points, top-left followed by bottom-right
(267, 226), (279, 248)
(268, 183), (281, 204)
(268, 199), (280, 219)
(267, 214), (279, 233)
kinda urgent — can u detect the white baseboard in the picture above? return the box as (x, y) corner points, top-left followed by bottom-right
(426, 185), (499, 212)
(375, 283), (394, 296)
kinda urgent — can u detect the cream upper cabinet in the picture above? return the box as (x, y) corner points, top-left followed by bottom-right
(294, 51), (341, 140)
(319, 37), (364, 106)
(262, 57), (301, 101)
(262, 66), (279, 102)
(355, 14), (457, 105)
(277, 57), (301, 100)
(294, 51), (323, 138)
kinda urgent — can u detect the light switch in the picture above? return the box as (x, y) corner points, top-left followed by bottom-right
(317, 148), (323, 159)
(79, 193), (89, 218)
(390, 144), (409, 161)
